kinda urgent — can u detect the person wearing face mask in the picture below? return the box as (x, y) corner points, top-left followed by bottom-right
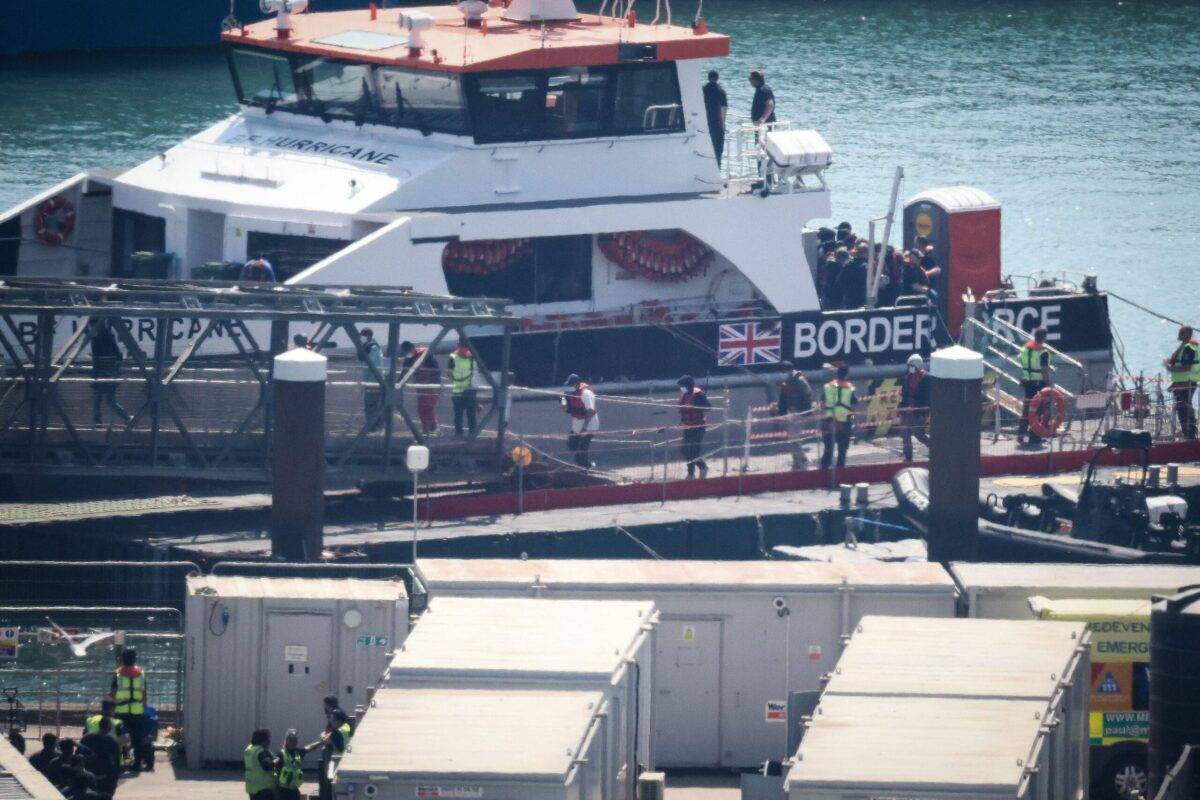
(676, 375), (712, 478)
(900, 353), (931, 462)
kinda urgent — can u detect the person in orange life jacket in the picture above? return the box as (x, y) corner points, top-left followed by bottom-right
(562, 374), (598, 469)
(1164, 325), (1200, 439)
(677, 375), (712, 478)
(111, 648), (153, 772)
(820, 364), (857, 470)
(400, 341), (442, 435)
(1017, 326), (1053, 446)
(900, 354), (931, 462)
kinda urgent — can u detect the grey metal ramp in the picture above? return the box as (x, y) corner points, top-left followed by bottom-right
(0, 737), (65, 800)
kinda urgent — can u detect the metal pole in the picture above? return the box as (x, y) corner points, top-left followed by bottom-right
(869, 166), (904, 306)
(661, 434), (668, 504)
(721, 404), (730, 477)
(54, 659), (61, 736)
(517, 434), (525, 515)
(411, 469), (420, 564)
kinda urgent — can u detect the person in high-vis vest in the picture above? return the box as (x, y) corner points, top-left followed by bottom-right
(275, 728), (314, 800)
(244, 728), (276, 800)
(820, 364), (857, 469)
(1017, 327), (1053, 446)
(677, 375), (712, 478)
(82, 697), (128, 760)
(312, 709), (353, 800)
(111, 648), (153, 772)
(1164, 325), (1200, 439)
(449, 343), (478, 437)
(562, 373), (599, 468)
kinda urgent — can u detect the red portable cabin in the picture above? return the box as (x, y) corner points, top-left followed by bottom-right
(903, 186), (1002, 335)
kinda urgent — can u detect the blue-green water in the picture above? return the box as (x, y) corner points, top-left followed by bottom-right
(1, 0), (1197, 374)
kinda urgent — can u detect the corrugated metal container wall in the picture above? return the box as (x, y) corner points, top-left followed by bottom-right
(785, 694), (1056, 800)
(817, 616), (1091, 800)
(381, 596), (657, 800)
(417, 559), (958, 768)
(184, 576), (409, 768)
(335, 688), (614, 800)
(951, 562), (1200, 619)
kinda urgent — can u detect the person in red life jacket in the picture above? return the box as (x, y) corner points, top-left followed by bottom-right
(677, 375), (712, 478)
(400, 341), (442, 435)
(1017, 327), (1053, 446)
(111, 648), (153, 772)
(1164, 325), (1200, 439)
(820, 364), (857, 470)
(900, 354), (931, 462)
(562, 373), (599, 468)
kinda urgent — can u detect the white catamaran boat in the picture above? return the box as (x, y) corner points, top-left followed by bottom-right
(0, 0), (1115, 397)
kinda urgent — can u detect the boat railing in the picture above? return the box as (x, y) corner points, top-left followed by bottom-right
(517, 295), (775, 332)
(722, 117), (826, 195)
(961, 315), (1088, 396)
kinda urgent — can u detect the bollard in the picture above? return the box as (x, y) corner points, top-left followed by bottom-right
(854, 482), (870, 506)
(928, 346), (983, 562)
(271, 348), (328, 561)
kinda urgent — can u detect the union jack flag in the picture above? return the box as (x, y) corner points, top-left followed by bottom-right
(718, 321), (782, 366)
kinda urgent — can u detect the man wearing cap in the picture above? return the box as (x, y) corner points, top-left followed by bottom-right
(702, 70), (728, 168)
(677, 375), (712, 478)
(1164, 325), (1200, 439)
(562, 373), (598, 468)
(837, 246), (869, 309)
(748, 70), (776, 126)
(821, 247), (848, 308)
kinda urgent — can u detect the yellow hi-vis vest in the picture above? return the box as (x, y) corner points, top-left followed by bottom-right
(84, 714), (122, 745)
(278, 747), (304, 790)
(244, 744), (276, 796)
(1019, 342), (1048, 382)
(1169, 340), (1200, 383)
(334, 722), (353, 755)
(113, 670), (145, 715)
(451, 354), (475, 394)
(824, 381), (854, 423)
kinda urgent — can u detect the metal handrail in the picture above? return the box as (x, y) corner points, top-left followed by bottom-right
(969, 315), (1086, 372)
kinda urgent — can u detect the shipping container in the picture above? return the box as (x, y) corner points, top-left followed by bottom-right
(0, 735), (64, 800)
(184, 576), (409, 768)
(785, 694), (1060, 800)
(380, 595), (657, 799)
(417, 558), (958, 768)
(816, 615), (1091, 800)
(951, 562), (1200, 619)
(334, 687), (617, 800)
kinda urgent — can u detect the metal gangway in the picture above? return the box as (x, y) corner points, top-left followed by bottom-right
(0, 278), (518, 483)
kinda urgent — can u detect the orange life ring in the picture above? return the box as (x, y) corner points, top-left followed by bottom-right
(35, 195), (76, 245)
(1028, 387), (1067, 438)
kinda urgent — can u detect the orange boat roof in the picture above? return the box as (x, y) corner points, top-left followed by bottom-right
(220, 4), (729, 73)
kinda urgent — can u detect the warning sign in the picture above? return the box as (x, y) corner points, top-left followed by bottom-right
(416, 787), (483, 799)
(682, 625), (696, 642)
(284, 645), (309, 663)
(808, 645), (822, 661)
(765, 700), (787, 723)
(0, 627), (17, 659)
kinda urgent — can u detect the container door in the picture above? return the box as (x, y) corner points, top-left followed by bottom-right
(263, 612), (334, 755)
(654, 617), (722, 766)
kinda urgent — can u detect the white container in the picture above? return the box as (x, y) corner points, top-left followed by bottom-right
(817, 615), (1091, 800)
(417, 559), (958, 768)
(184, 576), (409, 768)
(335, 687), (612, 800)
(785, 694), (1059, 800)
(951, 562), (1200, 619)
(378, 595), (657, 800)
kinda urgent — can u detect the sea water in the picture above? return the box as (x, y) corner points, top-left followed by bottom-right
(1, 0), (1197, 375)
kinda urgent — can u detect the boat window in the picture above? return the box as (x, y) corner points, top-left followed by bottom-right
(111, 209), (167, 278)
(227, 47), (302, 111)
(245, 231), (353, 282)
(471, 74), (544, 142)
(611, 63), (683, 133)
(296, 58), (377, 122)
(544, 67), (610, 137)
(375, 68), (469, 134)
(443, 235), (592, 305)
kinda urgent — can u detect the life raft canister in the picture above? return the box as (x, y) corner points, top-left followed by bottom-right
(35, 195), (76, 245)
(1028, 387), (1068, 438)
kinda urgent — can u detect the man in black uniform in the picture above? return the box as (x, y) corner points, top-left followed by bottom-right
(749, 70), (776, 125)
(80, 717), (121, 796)
(701, 70), (727, 168)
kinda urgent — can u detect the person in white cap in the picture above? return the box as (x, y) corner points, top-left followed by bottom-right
(900, 353), (931, 461)
(562, 373), (598, 468)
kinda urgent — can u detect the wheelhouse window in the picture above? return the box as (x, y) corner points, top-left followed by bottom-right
(472, 74), (544, 141)
(296, 58), (375, 122)
(544, 67), (609, 137)
(227, 47), (302, 112)
(375, 68), (469, 134)
(611, 64), (682, 133)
